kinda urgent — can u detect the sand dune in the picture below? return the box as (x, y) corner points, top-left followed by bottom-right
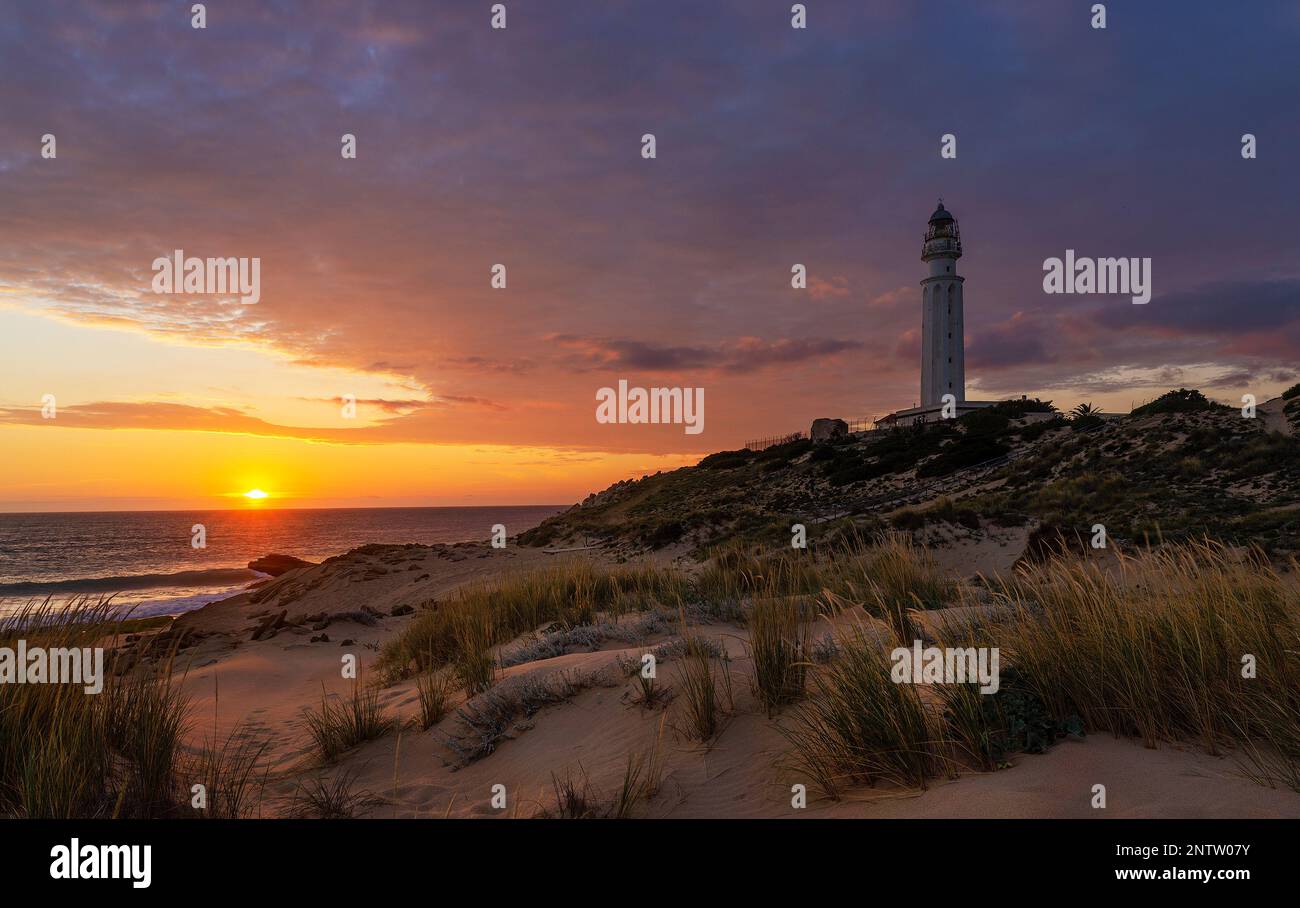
(156, 539), (1300, 820)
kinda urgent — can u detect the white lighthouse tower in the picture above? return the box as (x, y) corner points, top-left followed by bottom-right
(920, 201), (965, 407)
(876, 200), (994, 427)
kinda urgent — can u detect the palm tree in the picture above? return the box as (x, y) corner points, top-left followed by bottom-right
(1070, 402), (1102, 420)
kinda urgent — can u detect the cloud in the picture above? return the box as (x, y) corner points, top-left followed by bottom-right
(967, 312), (1056, 370)
(808, 276), (851, 300)
(1, 2), (1297, 456)
(549, 334), (861, 374)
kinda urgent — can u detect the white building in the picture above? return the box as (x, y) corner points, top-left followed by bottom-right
(877, 201), (996, 427)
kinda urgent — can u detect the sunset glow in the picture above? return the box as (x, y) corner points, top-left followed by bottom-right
(1, 3), (1296, 514)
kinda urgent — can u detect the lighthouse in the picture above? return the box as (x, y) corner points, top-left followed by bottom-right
(920, 201), (965, 407)
(875, 201), (995, 428)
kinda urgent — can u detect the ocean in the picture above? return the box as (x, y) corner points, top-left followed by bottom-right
(0, 505), (567, 618)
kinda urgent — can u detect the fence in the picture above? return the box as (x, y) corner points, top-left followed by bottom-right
(845, 417), (885, 434)
(744, 431), (806, 452)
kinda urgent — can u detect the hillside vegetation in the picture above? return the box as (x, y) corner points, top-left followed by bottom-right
(520, 390), (1300, 559)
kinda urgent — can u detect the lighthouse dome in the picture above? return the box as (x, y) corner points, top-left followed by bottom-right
(922, 200), (962, 260)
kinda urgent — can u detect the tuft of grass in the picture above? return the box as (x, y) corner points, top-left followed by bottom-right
(451, 610), (496, 697)
(628, 670), (672, 709)
(543, 765), (604, 819)
(378, 560), (689, 681)
(537, 745), (662, 819)
(190, 725), (270, 819)
(414, 668), (456, 730)
(0, 597), (191, 818)
(963, 540), (1300, 788)
(288, 768), (383, 818)
(675, 638), (731, 742)
(781, 627), (938, 799)
(747, 596), (811, 715)
(866, 534), (953, 631)
(303, 678), (393, 763)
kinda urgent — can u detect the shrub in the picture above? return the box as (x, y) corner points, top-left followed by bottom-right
(989, 397), (1058, 418)
(916, 436), (1009, 478)
(698, 449), (754, 470)
(1131, 388), (1221, 416)
(959, 408), (1011, 437)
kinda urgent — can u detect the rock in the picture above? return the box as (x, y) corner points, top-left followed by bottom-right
(248, 554), (317, 577)
(339, 639), (355, 646)
(390, 604), (414, 617)
(310, 634), (330, 643)
(250, 609), (288, 641)
(810, 418), (848, 443)
(311, 619), (331, 631)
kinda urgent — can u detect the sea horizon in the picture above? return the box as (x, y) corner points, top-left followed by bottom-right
(0, 503), (572, 516)
(0, 504), (567, 618)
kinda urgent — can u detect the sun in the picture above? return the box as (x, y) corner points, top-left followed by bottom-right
(243, 488), (269, 501)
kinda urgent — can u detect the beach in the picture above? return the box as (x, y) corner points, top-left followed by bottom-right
(145, 535), (1300, 819)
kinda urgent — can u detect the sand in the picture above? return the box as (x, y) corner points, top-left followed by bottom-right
(160, 539), (1300, 820)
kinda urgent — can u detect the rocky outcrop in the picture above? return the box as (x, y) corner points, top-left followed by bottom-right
(248, 554), (316, 577)
(810, 418), (848, 443)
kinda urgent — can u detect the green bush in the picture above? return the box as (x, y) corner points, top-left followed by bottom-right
(698, 449), (754, 470)
(988, 397), (1058, 418)
(916, 437), (1009, 478)
(1132, 388), (1221, 416)
(959, 408), (1011, 437)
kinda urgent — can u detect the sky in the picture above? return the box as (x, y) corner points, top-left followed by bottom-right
(1, 0), (1298, 511)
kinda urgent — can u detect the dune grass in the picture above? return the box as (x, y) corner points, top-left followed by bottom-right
(0, 597), (191, 818)
(783, 538), (1300, 801)
(780, 626), (940, 799)
(747, 595), (812, 715)
(451, 609), (497, 696)
(288, 768), (382, 819)
(191, 724), (271, 818)
(538, 738), (665, 820)
(377, 534), (1298, 802)
(958, 541), (1300, 786)
(303, 677), (394, 763)
(414, 668), (456, 730)
(378, 560), (690, 682)
(674, 635), (733, 742)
